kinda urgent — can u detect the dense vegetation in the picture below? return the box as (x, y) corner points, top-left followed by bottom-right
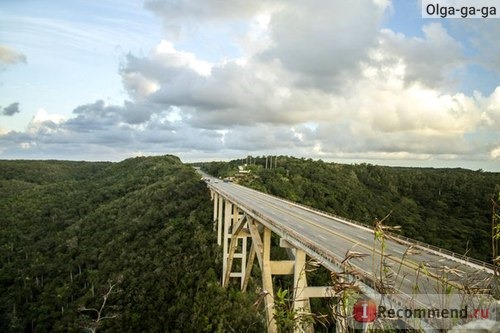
(0, 156), (263, 332)
(200, 156), (500, 262)
(2, 155), (497, 332)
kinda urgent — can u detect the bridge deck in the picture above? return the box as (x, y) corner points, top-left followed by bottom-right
(208, 177), (494, 300)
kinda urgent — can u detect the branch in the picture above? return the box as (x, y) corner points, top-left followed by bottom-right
(96, 283), (116, 323)
(79, 307), (99, 315)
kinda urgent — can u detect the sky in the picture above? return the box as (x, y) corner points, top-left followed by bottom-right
(0, 0), (499, 171)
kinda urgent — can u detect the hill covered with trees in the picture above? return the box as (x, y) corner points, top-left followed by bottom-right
(200, 156), (500, 262)
(0, 156), (263, 332)
(2, 155), (498, 332)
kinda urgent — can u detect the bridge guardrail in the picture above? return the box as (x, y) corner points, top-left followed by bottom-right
(208, 183), (496, 331)
(222, 182), (497, 272)
(311, 209), (495, 271)
(322, 212), (495, 271)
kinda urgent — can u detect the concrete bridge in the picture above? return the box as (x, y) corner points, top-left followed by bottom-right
(203, 174), (497, 332)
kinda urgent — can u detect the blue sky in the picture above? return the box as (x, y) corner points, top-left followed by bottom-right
(0, 0), (499, 170)
(0, 0), (162, 130)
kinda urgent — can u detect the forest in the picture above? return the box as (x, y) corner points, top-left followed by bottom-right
(0, 156), (263, 332)
(199, 156), (500, 262)
(1, 155), (499, 332)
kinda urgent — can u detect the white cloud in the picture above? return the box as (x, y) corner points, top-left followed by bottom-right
(121, 72), (160, 100)
(0, 45), (27, 65)
(27, 109), (66, 134)
(31, 108), (65, 124)
(260, 0), (386, 90)
(481, 87), (500, 129)
(378, 23), (465, 88)
(120, 43), (337, 128)
(152, 40), (212, 76)
(491, 147), (500, 159)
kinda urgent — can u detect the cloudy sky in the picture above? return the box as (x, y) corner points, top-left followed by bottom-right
(0, 0), (499, 170)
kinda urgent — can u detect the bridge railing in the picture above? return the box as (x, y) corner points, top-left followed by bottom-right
(316, 209), (495, 271)
(321, 212), (495, 271)
(225, 183), (496, 272)
(209, 183), (496, 331)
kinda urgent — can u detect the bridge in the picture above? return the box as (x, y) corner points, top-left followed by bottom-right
(201, 173), (497, 332)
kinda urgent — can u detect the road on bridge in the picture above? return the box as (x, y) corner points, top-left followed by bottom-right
(203, 174), (495, 307)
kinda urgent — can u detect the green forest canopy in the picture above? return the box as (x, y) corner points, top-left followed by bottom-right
(0, 156), (262, 332)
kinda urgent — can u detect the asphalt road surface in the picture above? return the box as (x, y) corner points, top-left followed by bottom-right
(201, 173), (495, 306)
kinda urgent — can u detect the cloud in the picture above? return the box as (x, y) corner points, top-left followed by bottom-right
(260, 0), (388, 90)
(120, 40), (212, 101)
(144, 0), (270, 42)
(67, 99), (163, 129)
(222, 124), (300, 151)
(120, 42), (335, 128)
(0, 104), (226, 160)
(1, 0), (499, 170)
(0, 45), (27, 65)
(478, 86), (500, 130)
(144, 0), (267, 21)
(1, 102), (21, 116)
(25, 109), (66, 135)
(378, 23), (464, 88)
(491, 146), (500, 159)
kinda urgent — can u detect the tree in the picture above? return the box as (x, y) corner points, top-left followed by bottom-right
(79, 282), (119, 333)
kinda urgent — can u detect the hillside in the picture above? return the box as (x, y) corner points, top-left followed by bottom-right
(200, 156), (500, 262)
(0, 156), (263, 332)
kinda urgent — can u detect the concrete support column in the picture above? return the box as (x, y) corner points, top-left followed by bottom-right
(222, 201), (233, 286)
(217, 196), (224, 246)
(242, 242), (255, 291)
(293, 248), (313, 333)
(223, 207), (250, 288)
(240, 235), (247, 289)
(212, 192), (218, 225)
(242, 218), (263, 291)
(231, 207), (246, 289)
(262, 227), (277, 333)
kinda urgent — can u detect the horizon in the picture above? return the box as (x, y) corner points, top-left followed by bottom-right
(1, 153), (499, 173)
(1, 0), (499, 171)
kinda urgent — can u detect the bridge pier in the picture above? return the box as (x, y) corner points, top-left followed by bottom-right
(212, 191), (218, 232)
(223, 206), (249, 289)
(215, 192), (223, 246)
(213, 190), (333, 333)
(292, 248), (312, 333)
(262, 226), (278, 332)
(205, 183), (484, 333)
